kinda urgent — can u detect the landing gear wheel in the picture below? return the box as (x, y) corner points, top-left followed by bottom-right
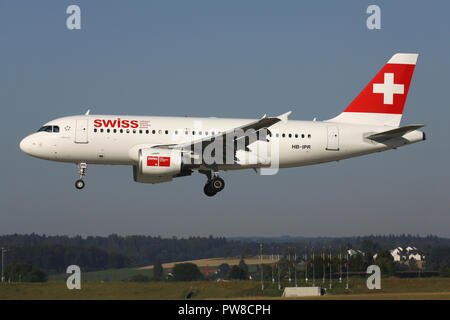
(75, 179), (85, 190)
(211, 177), (225, 192)
(199, 169), (225, 197)
(203, 183), (217, 197)
(75, 163), (87, 190)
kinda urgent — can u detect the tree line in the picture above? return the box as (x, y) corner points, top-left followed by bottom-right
(2, 245), (131, 274)
(0, 234), (449, 276)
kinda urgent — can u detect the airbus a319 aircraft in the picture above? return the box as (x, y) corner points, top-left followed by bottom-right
(20, 53), (425, 196)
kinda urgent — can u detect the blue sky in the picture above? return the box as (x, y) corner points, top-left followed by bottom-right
(1, 1), (449, 237)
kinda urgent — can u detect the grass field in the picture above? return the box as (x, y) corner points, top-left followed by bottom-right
(39, 257), (450, 299)
(48, 257), (268, 282)
(138, 257), (278, 269)
(48, 267), (155, 282)
(1, 278), (449, 300)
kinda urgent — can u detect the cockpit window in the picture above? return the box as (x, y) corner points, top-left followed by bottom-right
(38, 126), (52, 132)
(37, 125), (59, 133)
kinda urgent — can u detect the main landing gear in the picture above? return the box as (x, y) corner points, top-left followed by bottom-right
(75, 163), (87, 190)
(201, 170), (225, 197)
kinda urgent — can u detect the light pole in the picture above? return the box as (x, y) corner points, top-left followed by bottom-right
(312, 247), (315, 287)
(346, 248), (349, 290)
(277, 248), (281, 290)
(304, 247), (308, 284)
(287, 247), (291, 284)
(294, 247), (297, 287)
(1, 247), (7, 283)
(271, 247), (275, 284)
(260, 243), (264, 291)
(329, 247), (332, 290)
(322, 247), (325, 284)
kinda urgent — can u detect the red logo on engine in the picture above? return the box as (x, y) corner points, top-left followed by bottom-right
(147, 156), (171, 167)
(147, 156), (158, 166)
(159, 157), (171, 167)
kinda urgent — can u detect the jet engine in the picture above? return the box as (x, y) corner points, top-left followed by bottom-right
(133, 148), (190, 184)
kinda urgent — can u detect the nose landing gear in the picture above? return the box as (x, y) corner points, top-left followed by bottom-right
(75, 163), (87, 190)
(75, 179), (85, 189)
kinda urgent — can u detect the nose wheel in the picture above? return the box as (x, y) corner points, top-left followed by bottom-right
(75, 163), (87, 190)
(75, 179), (85, 190)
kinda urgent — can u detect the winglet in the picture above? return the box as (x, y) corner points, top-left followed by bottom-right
(277, 111), (292, 123)
(85, 109), (90, 115)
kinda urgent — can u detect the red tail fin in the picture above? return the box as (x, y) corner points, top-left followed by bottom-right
(329, 53), (418, 127)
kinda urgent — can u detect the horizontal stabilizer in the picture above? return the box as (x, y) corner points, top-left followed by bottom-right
(366, 124), (424, 142)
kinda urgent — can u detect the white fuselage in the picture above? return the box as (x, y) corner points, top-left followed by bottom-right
(19, 114), (424, 171)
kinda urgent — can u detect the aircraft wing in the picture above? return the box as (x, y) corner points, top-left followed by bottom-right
(366, 124), (424, 143)
(153, 111), (292, 153)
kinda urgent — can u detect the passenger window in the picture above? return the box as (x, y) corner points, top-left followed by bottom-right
(295, 134), (298, 138)
(107, 129), (110, 133)
(113, 129), (117, 133)
(301, 134), (305, 138)
(288, 133), (292, 138)
(146, 130), (149, 134)
(120, 129), (123, 133)
(282, 133), (285, 138)
(152, 130), (156, 134)
(165, 130), (168, 134)
(308, 134), (311, 138)
(100, 129), (104, 133)
(175, 130), (178, 135)
(94, 128), (97, 133)
(133, 129), (136, 134)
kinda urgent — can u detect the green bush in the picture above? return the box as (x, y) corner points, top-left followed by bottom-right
(172, 263), (203, 281)
(440, 266), (450, 277)
(4, 263), (47, 282)
(130, 274), (151, 282)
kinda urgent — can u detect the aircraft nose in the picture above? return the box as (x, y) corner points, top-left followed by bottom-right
(19, 136), (33, 154)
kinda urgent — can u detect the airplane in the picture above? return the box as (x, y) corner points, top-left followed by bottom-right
(19, 53), (425, 197)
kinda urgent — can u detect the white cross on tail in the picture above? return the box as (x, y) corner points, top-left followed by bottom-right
(373, 73), (404, 104)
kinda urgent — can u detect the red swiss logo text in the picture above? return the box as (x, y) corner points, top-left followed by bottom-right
(147, 156), (171, 167)
(94, 118), (139, 129)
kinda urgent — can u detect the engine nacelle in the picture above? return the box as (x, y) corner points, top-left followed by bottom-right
(133, 148), (183, 184)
